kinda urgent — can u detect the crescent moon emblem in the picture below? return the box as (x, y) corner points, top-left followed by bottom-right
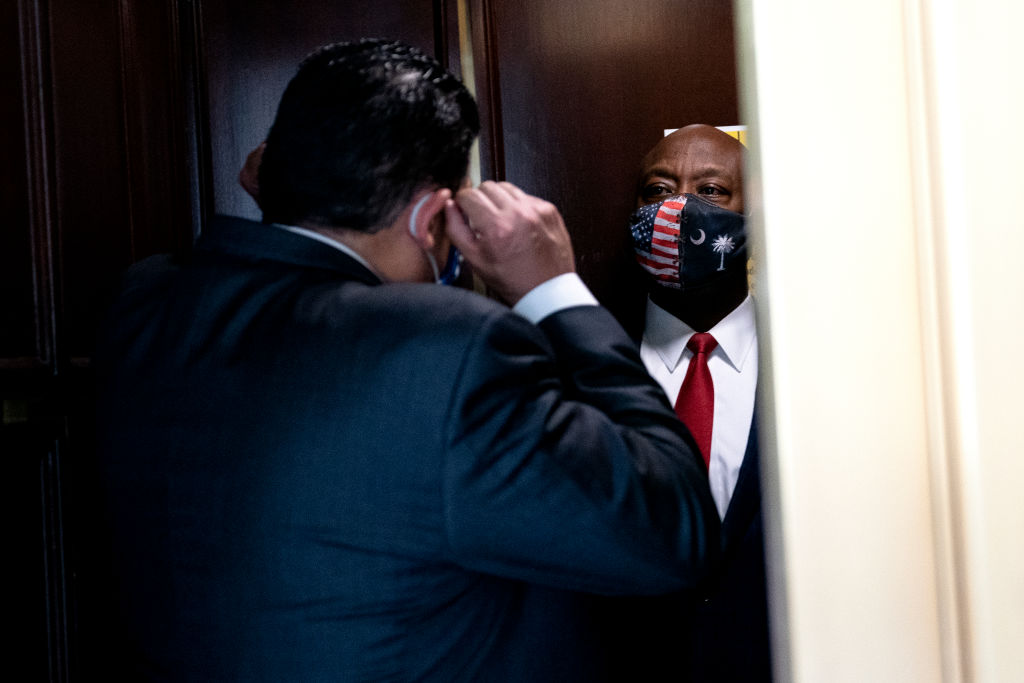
(689, 229), (706, 245)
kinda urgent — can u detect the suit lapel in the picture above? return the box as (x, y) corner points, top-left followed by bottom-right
(720, 411), (760, 552)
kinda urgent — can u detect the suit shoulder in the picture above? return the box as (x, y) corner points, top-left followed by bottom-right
(367, 282), (515, 328)
(122, 252), (181, 286)
(103, 253), (183, 319)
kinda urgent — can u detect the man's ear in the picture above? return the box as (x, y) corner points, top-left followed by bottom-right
(408, 189), (452, 249)
(238, 142), (266, 206)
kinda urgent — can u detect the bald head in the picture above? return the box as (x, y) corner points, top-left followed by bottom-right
(637, 124), (745, 213)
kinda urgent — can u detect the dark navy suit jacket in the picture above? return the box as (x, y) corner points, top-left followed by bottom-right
(94, 215), (720, 681)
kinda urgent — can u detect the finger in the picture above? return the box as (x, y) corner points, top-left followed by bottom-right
(454, 186), (499, 218)
(496, 181), (530, 201)
(476, 180), (516, 208)
(453, 187), (501, 234)
(444, 199), (482, 257)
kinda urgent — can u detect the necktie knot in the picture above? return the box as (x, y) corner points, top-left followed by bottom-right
(687, 332), (718, 356)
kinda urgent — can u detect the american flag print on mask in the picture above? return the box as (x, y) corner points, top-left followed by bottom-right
(631, 196), (686, 289)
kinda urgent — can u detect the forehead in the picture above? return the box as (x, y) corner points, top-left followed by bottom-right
(641, 128), (743, 180)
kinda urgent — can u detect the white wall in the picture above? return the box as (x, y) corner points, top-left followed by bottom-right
(735, 0), (1024, 680)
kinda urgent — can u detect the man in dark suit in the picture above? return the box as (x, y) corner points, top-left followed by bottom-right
(600, 124), (771, 681)
(94, 40), (720, 681)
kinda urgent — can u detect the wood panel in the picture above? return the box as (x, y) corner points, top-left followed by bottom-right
(3, 0), (52, 369)
(6, 425), (62, 682)
(48, 0), (198, 362)
(1, 0), (34, 362)
(5, 1), (205, 678)
(4, 0), (200, 370)
(470, 0), (739, 332)
(48, 0), (132, 362)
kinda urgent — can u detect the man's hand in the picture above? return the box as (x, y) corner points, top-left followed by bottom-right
(238, 142), (266, 206)
(445, 181), (576, 305)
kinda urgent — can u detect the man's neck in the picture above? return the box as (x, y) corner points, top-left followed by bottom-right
(298, 220), (430, 284)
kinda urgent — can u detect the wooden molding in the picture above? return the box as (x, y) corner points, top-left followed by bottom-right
(16, 0), (58, 371)
(467, 0), (504, 181)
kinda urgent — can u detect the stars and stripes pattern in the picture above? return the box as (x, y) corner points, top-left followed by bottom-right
(630, 196), (685, 288)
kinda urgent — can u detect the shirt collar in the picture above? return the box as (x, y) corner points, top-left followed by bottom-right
(273, 223), (380, 278)
(643, 294), (757, 373)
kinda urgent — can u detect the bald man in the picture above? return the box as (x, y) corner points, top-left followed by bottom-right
(635, 124), (747, 334)
(602, 124), (771, 682)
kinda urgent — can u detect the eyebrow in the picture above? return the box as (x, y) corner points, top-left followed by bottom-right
(692, 165), (733, 180)
(641, 166), (678, 180)
(642, 164), (737, 181)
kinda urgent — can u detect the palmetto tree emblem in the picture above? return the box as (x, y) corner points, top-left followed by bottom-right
(712, 235), (735, 271)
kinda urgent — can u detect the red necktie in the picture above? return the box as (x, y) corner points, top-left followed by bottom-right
(674, 333), (718, 469)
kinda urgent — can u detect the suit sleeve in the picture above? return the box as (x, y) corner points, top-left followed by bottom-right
(441, 304), (720, 595)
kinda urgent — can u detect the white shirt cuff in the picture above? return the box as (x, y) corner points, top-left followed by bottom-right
(512, 273), (599, 324)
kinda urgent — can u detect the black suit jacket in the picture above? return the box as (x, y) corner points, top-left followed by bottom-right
(596, 318), (772, 682)
(595, 419), (770, 682)
(94, 215), (720, 681)
(687, 418), (771, 682)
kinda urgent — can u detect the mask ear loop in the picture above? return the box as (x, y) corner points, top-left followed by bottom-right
(408, 193), (440, 281)
(409, 192), (462, 284)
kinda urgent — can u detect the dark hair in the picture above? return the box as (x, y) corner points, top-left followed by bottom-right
(258, 39), (479, 231)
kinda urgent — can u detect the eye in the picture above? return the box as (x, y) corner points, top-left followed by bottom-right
(641, 183), (674, 203)
(697, 185), (731, 200)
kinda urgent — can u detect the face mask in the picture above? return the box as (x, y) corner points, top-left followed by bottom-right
(409, 194), (462, 285)
(628, 193), (746, 291)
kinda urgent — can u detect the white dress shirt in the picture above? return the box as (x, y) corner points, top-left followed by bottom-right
(640, 295), (758, 519)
